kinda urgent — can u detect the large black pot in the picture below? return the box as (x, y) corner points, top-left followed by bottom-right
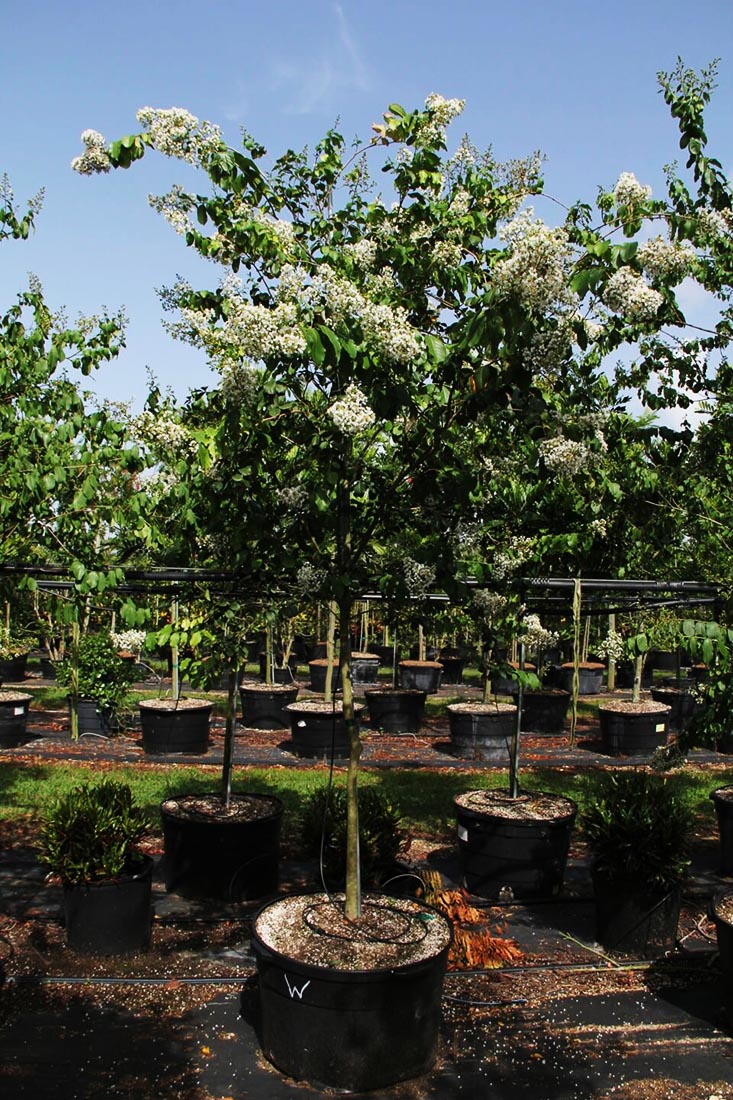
(62, 855), (153, 955)
(251, 893), (451, 1091)
(70, 697), (119, 737)
(438, 655), (464, 684)
(559, 662), (605, 695)
(447, 703), (516, 761)
(139, 700), (212, 754)
(519, 689), (570, 734)
(364, 688), (426, 733)
(398, 660), (443, 694)
(239, 682), (299, 730)
(650, 685), (700, 732)
(599, 702), (671, 756)
(349, 652), (380, 687)
(0, 691), (33, 747)
(285, 701), (363, 759)
(161, 792), (282, 901)
(258, 653), (299, 684)
(592, 867), (681, 956)
(454, 789), (577, 900)
(710, 787), (733, 876)
(0, 653), (28, 684)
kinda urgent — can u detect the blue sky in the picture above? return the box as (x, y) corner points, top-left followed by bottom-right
(1, 0), (731, 410)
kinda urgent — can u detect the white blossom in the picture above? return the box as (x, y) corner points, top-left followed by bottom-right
(220, 362), (261, 403)
(637, 236), (695, 284)
(520, 614), (559, 651)
(276, 485), (308, 511)
(296, 562), (327, 595)
(595, 630), (626, 663)
(602, 266), (664, 322)
(136, 107), (222, 167)
(327, 384), (376, 435)
(71, 129), (112, 174)
(402, 559), (436, 597)
(539, 436), (593, 477)
(472, 589), (510, 622)
(613, 172), (652, 207)
(111, 629), (147, 654)
(494, 209), (576, 314)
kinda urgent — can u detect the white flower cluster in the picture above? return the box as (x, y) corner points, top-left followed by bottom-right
(172, 294), (307, 365)
(111, 629), (147, 654)
(276, 485), (308, 511)
(402, 558), (436, 597)
(307, 266), (421, 365)
(296, 562), (327, 595)
(220, 362), (261, 403)
(71, 129), (112, 175)
(472, 589), (510, 622)
(539, 435), (593, 477)
(492, 537), (535, 580)
(148, 184), (192, 236)
(636, 236), (695, 284)
(588, 517), (608, 538)
(137, 468), (178, 496)
(433, 240), (463, 267)
(602, 266), (664, 322)
(494, 210), (576, 314)
(134, 411), (198, 457)
(136, 107), (222, 166)
(595, 630), (626, 663)
(327, 383), (376, 436)
(229, 195), (296, 255)
(520, 614), (559, 652)
(417, 93), (465, 145)
(613, 172), (652, 207)
(696, 207), (731, 243)
(522, 326), (571, 372)
(344, 239), (378, 270)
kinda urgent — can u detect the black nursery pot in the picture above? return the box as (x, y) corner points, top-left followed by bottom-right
(598, 703), (671, 757)
(710, 787), (733, 876)
(398, 660), (443, 694)
(0, 653), (28, 684)
(447, 703), (516, 762)
(63, 856), (153, 955)
(438, 655), (464, 684)
(454, 790), (577, 900)
(70, 697), (119, 738)
(285, 701), (363, 759)
(0, 691), (33, 747)
(251, 894), (451, 1091)
(519, 689), (570, 735)
(364, 688), (426, 734)
(710, 892), (733, 980)
(139, 701), (212, 754)
(592, 868), (681, 957)
(239, 683), (299, 730)
(161, 793), (282, 901)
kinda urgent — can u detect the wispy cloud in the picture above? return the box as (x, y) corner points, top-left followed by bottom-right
(271, 3), (372, 115)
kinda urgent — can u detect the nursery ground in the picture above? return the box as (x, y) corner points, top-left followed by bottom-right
(1, 676), (733, 1099)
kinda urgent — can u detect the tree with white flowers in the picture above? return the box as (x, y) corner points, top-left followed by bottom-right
(73, 61), (731, 915)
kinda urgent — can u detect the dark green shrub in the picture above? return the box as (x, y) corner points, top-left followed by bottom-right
(300, 783), (404, 889)
(39, 778), (149, 884)
(580, 770), (692, 891)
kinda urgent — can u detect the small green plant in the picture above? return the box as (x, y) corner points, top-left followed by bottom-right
(39, 778), (149, 884)
(300, 783), (404, 889)
(56, 632), (137, 713)
(580, 770), (692, 891)
(679, 619), (733, 753)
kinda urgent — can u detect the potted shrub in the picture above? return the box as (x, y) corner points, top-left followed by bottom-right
(38, 778), (153, 955)
(55, 630), (137, 738)
(581, 770), (693, 956)
(0, 632), (31, 684)
(679, 619), (733, 755)
(596, 624), (674, 756)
